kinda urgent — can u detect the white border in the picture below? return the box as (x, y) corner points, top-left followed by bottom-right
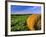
(7, 2), (44, 35)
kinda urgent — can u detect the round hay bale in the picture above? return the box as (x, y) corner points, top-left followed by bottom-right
(27, 14), (41, 31)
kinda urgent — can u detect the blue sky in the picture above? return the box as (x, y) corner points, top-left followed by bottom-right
(11, 5), (41, 14)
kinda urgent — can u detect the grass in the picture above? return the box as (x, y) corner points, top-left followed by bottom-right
(11, 14), (32, 31)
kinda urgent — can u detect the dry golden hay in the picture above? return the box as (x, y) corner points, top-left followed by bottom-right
(27, 14), (41, 31)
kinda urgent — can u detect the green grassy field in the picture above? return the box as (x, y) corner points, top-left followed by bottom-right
(11, 14), (32, 31)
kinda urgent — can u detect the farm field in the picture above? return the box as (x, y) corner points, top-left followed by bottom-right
(11, 14), (32, 31)
(11, 14), (41, 31)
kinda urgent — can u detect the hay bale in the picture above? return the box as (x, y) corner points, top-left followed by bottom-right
(27, 14), (41, 31)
